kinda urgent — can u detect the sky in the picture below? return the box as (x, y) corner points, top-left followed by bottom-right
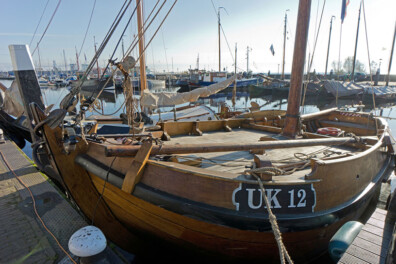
(0, 0), (395, 75)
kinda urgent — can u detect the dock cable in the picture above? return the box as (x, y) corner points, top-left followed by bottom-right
(0, 149), (77, 264)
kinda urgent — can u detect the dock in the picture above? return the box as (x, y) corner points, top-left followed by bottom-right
(338, 208), (395, 264)
(0, 137), (87, 263)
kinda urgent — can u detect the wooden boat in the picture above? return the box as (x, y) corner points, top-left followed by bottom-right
(8, 1), (396, 263)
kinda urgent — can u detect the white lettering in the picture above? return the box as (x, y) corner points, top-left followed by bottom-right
(297, 189), (307, 207)
(288, 190), (296, 208)
(247, 188), (263, 209)
(265, 189), (282, 209)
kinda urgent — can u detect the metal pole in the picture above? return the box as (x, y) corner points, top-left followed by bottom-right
(281, 10), (289, 80)
(351, 2), (362, 82)
(325, 16), (335, 77)
(218, 9), (221, 72)
(94, 36), (100, 78)
(386, 21), (396, 86)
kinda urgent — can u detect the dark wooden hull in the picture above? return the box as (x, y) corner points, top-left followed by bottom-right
(35, 108), (394, 263)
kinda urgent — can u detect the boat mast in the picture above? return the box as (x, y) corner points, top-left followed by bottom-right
(281, 10), (289, 80)
(282, 0), (311, 138)
(246, 46), (252, 73)
(136, 0), (147, 93)
(94, 36), (100, 78)
(37, 42), (42, 76)
(232, 43), (237, 108)
(386, 21), (396, 86)
(75, 46), (80, 72)
(351, 1), (362, 82)
(324, 16), (335, 78)
(63, 49), (68, 74)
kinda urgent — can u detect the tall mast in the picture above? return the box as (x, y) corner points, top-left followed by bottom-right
(94, 36), (100, 78)
(136, 0), (147, 93)
(351, 1), (362, 82)
(282, 0), (311, 138)
(281, 10), (289, 80)
(63, 49), (67, 74)
(37, 42), (42, 76)
(218, 8), (221, 72)
(325, 16), (335, 77)
(75, 46), (80, 72)
(232, 43), (237, 108)
(246, 46), (252, 73)
(386, 21), (396, 86)
(196, 53), (199, 70)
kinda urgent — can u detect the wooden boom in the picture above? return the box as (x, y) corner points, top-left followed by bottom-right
(105, 136), (368, 157)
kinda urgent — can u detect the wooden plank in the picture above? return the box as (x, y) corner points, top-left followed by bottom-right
(339, 252), (371, 264)
(363, 224), (393, 241)
(105, 136), (360, 157)
(345, 244), (384, 264)
(370, 210), (387, 222)
(374, 208), (388, 215)
(358, 230), (390, 246)
(352, 237), (388, 257)
(121, 141), (153, 193)
(366, 218), (387, 229)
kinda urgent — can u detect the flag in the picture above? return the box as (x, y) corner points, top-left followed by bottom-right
(84, 53), (87, 62)
(270, 44), (275, 56)
(341, 0), (350, 24)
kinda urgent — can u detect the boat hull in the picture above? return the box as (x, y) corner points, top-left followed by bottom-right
(37, 115), (393, 263)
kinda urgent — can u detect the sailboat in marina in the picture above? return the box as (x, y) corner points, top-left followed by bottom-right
(7, 0), (396, 263)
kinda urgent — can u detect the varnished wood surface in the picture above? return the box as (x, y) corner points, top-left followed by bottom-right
(34, 106), (393, 262)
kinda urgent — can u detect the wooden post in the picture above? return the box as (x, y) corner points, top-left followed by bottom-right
(136, 0), (147, 94)
(386, 21), (396, 86)
(282, 0), (311, 138)
(121, 141), (153, 193)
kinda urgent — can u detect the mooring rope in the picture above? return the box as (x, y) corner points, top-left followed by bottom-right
(250, 173), (294, 264)
(0, 149), (77, 264)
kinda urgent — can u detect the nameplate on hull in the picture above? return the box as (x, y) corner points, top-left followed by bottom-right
(232, 183), (316, 214)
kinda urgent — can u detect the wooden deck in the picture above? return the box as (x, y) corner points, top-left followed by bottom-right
(338, 208), (395, 264)
(167, 128), (360, 176)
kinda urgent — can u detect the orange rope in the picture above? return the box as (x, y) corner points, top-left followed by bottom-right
(0, 149), (77, 264)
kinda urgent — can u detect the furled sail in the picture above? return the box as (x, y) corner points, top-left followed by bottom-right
(140, 75), (236, 109)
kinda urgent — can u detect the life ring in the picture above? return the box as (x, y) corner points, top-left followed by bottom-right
(317, 127), (341, 136)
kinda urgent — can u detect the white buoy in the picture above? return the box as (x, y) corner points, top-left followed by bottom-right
(0, 129), (4, 144)
(68, 226), (107, 258)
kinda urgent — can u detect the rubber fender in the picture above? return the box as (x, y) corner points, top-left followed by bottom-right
(328, 221), (363, 262)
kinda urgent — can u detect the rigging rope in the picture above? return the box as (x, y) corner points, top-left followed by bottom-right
(85, 0), (170, 115)
(301, 0), (326, 109)
(73, 0), (133, 97)
(87, 0), (141, 100)
(32, 0), (63, 56)
(29, 0), (50, 47)
(209, 0), (235, 64)
(78, 0), (97, 58)
(361, 0), (379, 134)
